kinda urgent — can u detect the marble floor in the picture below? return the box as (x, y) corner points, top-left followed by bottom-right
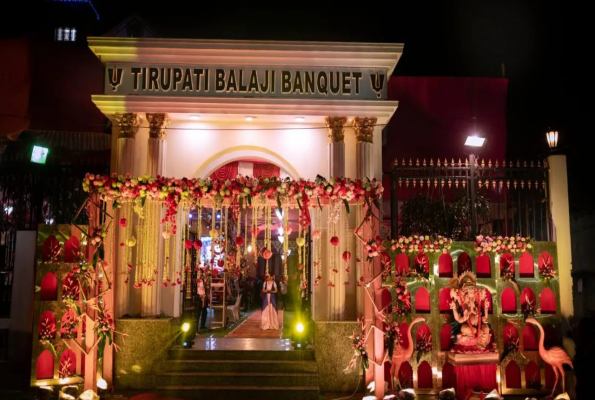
(190, 337), (294, 351)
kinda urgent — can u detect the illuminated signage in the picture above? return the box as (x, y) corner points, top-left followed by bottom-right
(31, 146), (49, 164)
(105, 65), (387, 100)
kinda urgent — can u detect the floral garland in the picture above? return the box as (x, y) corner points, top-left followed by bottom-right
(415, 331), (432, 363)
(389, 235), (453, 254)
(83, 174), (383, 234)
(393, 276), (411, 318)
(474, 235), (533, 254)
(539, 253), (556, 287)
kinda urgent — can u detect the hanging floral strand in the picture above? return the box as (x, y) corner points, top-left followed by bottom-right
(244, 206), (248, 256)
(162, 217), (170, 287)
(283, 208), (289, 281)
(265, 205), (272, 274)
(313, 208), (322, 287)
(298, 219), (303, 271)
(197, 204), (202, 267)
(252, 205), (259, 272)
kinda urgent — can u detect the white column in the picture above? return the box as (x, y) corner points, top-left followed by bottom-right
(325, 117), (347, 178)
(353, 117), (377, 179)
(144, 113), (170, 316)
(114, 113), (140, 318)
(548, 155), (573, 317)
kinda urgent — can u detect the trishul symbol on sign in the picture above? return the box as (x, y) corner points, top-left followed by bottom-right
(108, 67), (123, 91)
(369, 72), (385, 98)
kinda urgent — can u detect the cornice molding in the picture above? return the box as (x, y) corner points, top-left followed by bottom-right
(87, 37), (404, 75)
(92, 95), (399, 123)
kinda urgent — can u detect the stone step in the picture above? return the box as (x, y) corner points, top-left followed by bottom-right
(153, 385), (320, 400)
(168, 348), (315, 361)
(157, 371), (319, 387)
(164, 359), (319, 373)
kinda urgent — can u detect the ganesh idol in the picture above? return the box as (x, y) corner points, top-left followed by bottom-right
(448, 272), (492, 349)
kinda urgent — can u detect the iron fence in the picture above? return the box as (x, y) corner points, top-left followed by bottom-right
(390, 157), (552, 241)
(0, 136), (110, 318)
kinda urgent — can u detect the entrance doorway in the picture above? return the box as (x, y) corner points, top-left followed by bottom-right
(180, 200), (311, 343)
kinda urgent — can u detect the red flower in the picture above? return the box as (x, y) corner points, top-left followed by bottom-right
(119, 218), (127, 227)
(193, 240), (202, 250)
(330, 236), (339, 246)
(184, 240), (193, 250)
(235, 236), (245, 246)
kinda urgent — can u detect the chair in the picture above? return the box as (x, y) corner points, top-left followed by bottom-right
(226, 294), (242, 322)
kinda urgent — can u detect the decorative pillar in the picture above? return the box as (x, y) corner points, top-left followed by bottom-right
(113, 113), (140, 319)
(146, 113), (170, 176)
(354, 117), (382, 398)
(325, 117), (347, 178)
(144, 113), (170, 317)
(114, 113), (140, 175)
(547, 155), (573, 317)
(353, 117), (377, 179)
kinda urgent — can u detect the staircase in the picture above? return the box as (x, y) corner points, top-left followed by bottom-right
(157, 348), (320, 400)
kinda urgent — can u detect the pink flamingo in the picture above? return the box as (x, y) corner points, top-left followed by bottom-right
(525, 318), (573, 397)
(390, 316), (425, 389)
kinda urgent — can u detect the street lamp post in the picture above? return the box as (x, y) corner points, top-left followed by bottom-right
(465, 135), (486, 237)
(469, 153), (478, 237)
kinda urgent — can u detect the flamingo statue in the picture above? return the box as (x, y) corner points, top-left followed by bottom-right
(525, 318), (573, 397)
(390, 316), (425, 389)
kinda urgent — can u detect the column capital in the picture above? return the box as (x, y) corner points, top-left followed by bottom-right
(114, 113), (141, 139)
(146, 113), (170, 139)
(353, 117), (377, 143)
(325, 116), (348, 143)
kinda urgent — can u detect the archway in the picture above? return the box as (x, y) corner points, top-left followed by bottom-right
(194, 146), (300, 179)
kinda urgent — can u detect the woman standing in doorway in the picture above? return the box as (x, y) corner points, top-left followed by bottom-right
(260, 273), (279, 330)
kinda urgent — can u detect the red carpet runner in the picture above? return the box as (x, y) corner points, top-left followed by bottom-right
(226, 309), (284, 338)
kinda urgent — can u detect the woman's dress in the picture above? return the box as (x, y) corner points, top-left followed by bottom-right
(260, 281), (279, 330)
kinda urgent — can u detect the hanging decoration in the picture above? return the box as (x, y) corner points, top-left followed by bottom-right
(313, 209), (322, 287)
(263, 205), (273, 273)
(83, 174), (384, 235)
(327, 201), (341, 288)
(282, 208), (289, 281)
(343, 250), (351, 286)
(251, 205), (258, 262)
(120, 203), (134, 285)
(297, 221), (306, 287)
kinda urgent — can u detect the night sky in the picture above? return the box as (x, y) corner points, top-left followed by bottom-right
(9, 1), (592, 211)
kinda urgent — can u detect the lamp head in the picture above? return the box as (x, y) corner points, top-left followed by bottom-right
(465, 135), (486, 148)
(546, 130), (559, 149)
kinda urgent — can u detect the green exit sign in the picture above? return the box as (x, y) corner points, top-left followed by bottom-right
(31, 145), (49, 164)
